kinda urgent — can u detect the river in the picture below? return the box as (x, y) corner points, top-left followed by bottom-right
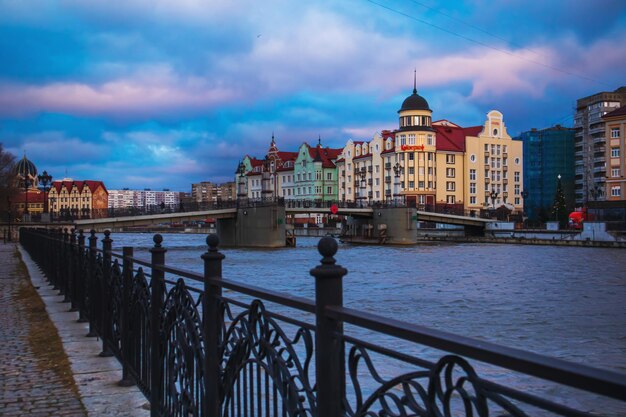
(109, 233), (626, 414)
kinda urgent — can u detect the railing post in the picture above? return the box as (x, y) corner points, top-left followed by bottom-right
(99, 230), (114, 357)
(202, 234), (225, 417)
(150, 234), (166, 417)
(119, 246), (135, 387)
(77, 229), (88, 323)
(62, 228), (71, 302)
(68, 228), (78, 311)
(86, 230), (98, 338)
(310, 237), (348, 417)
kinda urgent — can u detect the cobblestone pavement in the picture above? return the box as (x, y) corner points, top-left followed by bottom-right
(0, 242), (87, 416)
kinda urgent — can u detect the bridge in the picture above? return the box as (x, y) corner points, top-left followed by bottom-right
(59, 200), (496, 247)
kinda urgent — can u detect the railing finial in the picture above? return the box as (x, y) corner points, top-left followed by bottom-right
(206, 234), (219, 252)
(317, 236), (338, 265)
(153, 233), (163, 248)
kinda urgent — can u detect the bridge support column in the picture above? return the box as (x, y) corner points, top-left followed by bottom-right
(371, 207), (418, 244)
(216, 204), (286, 247)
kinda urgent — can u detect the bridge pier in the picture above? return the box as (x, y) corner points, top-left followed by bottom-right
(216, 204), (286, 248)
(372, 207), (418, 244)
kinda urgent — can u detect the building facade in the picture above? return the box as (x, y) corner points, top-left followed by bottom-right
(191, 181), (236, 203)
(573, 87), (626, 205)
(108, 189), (180, 210)
(48, 179), (108, 218)
(463, 111), (524, 213)
(519, 126), (576, 221)
(603, 106), (626, 201)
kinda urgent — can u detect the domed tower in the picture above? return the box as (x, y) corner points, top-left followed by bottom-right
(14, 154), (39, 189)
(395, 72), (437, 208)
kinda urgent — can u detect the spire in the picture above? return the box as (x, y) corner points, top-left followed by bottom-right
(413, 69), (417, 94)
(271, 131), (275, 145)
(318, 135), (321, 147)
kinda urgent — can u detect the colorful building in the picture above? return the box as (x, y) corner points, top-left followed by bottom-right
(603, 106), (626, 201)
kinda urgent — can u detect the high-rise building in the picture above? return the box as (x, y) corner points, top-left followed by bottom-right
(573, 87), (626, 205)
(519, 126), (576, 221)
(191, 182), (236, 203)
(107, 189), (180, 210)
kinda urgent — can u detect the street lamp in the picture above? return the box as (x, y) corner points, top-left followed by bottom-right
(23, 177), (31, 219)
(490, 189), (499, 209)
(237, 162), (247, 200)
(392, 162), (403, 205)
(38, 170), (53, 220)
(358, 168), (366, 207)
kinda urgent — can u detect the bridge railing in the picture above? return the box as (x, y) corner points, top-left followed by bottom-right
(19, 228), (626, 417)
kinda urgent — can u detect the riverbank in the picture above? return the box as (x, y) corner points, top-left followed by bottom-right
(416, 235), (626, 248)
(0, 241), (150, 416)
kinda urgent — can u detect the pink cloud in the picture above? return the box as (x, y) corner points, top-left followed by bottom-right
(0, 67), (239, 117)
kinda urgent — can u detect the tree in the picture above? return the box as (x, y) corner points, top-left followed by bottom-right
(551, 175), (568, 228)
(0, 144), (17, 215)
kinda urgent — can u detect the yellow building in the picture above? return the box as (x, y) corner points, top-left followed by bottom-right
(464, 110), (524, 213)
(394, 83), (437, 207)
(603, 106), (626, 201)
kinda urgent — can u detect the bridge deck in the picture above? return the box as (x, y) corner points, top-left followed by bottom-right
(74, 208), (237, 229)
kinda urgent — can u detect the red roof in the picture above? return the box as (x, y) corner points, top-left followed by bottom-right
(277, 151), (298, 161)
(14, 190), (46, 203)
(603, 106), (626, 119)
(306, 144), (342, 168)
(51, 180), (107, 194)
(432, 124), (482, 153)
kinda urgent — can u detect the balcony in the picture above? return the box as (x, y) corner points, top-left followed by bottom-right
(368, 166), (373, 173)
(503, 166), (508, 172)
(485, 165), (490, 170)
(484, 151), (490, 157)
(503, 179), (508, 185)
(502, 152), (508, 158)
(485, 178), (491, 184)
(503, 192), (508, 198)
(367, 179), (373, 186)
(385, 163), (391, 170)
(385, 176), (391, 183)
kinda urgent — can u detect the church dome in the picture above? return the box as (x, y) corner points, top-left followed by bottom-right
(398, 87), (431, 113)
(14, 155), (38, 178)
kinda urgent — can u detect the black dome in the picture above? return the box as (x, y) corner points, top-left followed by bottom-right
(14, 155), (37, 178)
(398, 88), (431, 112)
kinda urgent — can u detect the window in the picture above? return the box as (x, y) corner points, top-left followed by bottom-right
(327, 186), (332, 194)
(327, 172), (332, 180)
(470, 169), (476, 180)
(611, 128), (620, 138)
(446, 195), (455, 204)
(470, 154), (476, 162)
(315, 186), (322, 194)
(375, 178), (380, 186)
(470, 183), (476, 194)
(514, 185), (520, 195)
(418, 181), (425, 188)
(400, 135), (406, 146)
(408, 153), (414, 161)
(611, 148), (620, 158)
(375, 165), (380, 173)
(611, 168), (621, 177)
(514, 157), (520, 165)
(484, 144), (489, 152)
(446, 168), (455, 178)
(485, 182), (490, 192)
(408, 181), (415, 189)
(514, 171), (520, 182)
(375, 191), (380, 199)
(427, 135), (434, 145)
(408, 167), (415, 175)
(316, 171), (322, 180)
(611, 186), (621, 197)
(446, 154), (455, 164)
(515, 197), (520, 205)
(470, 196), (476, 204)
(419, 167), (424, 176)
(408, 134), (415, 145)
(446, 181), (455, 191)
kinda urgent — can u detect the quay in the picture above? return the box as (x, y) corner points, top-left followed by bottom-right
(0, 240), (149, 416)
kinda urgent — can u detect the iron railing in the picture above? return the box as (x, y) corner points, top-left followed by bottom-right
(19, 228), (626, 417)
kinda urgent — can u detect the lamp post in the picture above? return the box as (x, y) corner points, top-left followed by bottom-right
(23, 177), (31, 221)
(358, 168), (366, 207)
(392, 162), (403, 205)
(490, 189), (499, 209)
(37, 170), (52, 221)
(237, 162), (247, 200)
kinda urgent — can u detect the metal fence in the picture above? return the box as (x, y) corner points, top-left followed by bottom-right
(19, 228), (626, 417)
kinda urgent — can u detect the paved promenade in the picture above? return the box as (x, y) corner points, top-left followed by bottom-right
(0, 241), (149, 416)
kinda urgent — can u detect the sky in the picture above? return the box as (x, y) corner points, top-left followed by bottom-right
(1, 0), (625, 191)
